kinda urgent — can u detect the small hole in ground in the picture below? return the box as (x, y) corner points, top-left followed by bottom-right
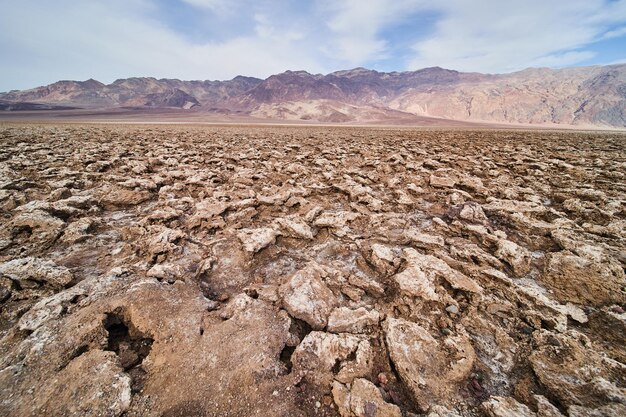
(103, 313), (154, 393)
(280, 345), (296, 373)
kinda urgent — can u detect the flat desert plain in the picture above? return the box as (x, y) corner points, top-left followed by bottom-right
(0, 123), (625, 417)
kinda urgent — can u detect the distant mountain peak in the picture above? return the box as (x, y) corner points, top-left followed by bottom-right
(0, 64), (624, 127)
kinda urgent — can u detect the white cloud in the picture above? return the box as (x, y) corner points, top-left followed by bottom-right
(602, 26), (626, 39)
(320, 0), (429, 64)
(0, 0), (326, 91)
(1, 0), (625, 91)
(406, 0), (626, 73)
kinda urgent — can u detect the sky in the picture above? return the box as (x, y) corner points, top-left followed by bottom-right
(1, 0), (625, 91)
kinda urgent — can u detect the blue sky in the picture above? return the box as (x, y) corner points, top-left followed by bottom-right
(0, 0), (625, 91)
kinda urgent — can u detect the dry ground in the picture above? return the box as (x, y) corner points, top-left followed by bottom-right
(0, 123), (625, 417)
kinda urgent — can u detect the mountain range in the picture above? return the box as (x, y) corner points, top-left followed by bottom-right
(1, 64), (625, 127)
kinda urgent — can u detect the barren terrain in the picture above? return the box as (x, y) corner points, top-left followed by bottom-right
(0, 123), (625, 417)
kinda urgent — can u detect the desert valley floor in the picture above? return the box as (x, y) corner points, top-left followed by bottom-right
(0, 123), (624, 417)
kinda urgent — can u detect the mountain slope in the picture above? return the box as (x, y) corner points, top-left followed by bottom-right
(1, 64), (624, 127)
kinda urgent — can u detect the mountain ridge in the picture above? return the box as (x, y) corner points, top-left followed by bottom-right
(1, 64), (625, 127)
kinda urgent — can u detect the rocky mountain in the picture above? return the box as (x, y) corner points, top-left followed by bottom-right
(1, 64), (625, 127)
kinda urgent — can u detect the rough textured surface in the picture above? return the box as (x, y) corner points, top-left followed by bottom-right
(0, 124), (625, 416)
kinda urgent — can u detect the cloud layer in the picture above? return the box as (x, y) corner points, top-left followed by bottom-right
(1, 0), (625, 91)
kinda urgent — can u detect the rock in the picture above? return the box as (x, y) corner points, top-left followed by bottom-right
(147, 227), (185, 257)
(327, 307), (380, 333)
(529, 331), (626, 409)
(541, 251), (625, 305)
(4, 210), (65, 248)
(459, 203), (488, 223)
(279, 263), (337, 329)
(393, 249), (440, 301)
(349, 378), (402, 417)
(568, 403), (626, 417)
(146, 263), (185, 283)
(99, 185), (152, 208)
(291, 332), (373, 387)
(237, 227), (280, 253)
(384, 317), (475, 409)
(367, 243), (399, 275)
(34, 350), (131, 417)
(348, 274), (385, 297)
(403, 230), (445, 249)
(0, 277), (11, 302)
(219, 293), (255, 320)
(458, 176), (487, 193)
(495, 239), (531, 276)
(189, 199), (230, 227)
(258, 189), (291, 205)
(275, 216), (315, 239)
(481, 396), (535, 417)
(534, 395), (565, 417)
(427, 405), (463, 417)
(402, 248), (482, 294)
(0, 257), (72, 288)
(60, 217), (94, 244)
(314, 210), (359, 235)
(445, 304), (459, 315)
(332, 381), (352, 417)
(430, 172), (457, 188)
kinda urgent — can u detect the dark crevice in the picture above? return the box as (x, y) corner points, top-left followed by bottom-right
(69, 345), (89, 361)
(280, 345), (296, 373)
(104, 312), (154, 394)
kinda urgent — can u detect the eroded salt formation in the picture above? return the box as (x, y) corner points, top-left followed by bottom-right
(0, 124), (624, 416)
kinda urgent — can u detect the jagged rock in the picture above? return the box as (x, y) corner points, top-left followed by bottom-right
(279, 263), (337, 329)
(348, 274), (385, 297)
(348, 378), (402, 417)
(402, 248), (482, 294)
(366, 243), (400, 275)
(529, 330), (626, 410)
(384, 317), (475, 409)
(403, 229), (445, 249)
(481, 396), (535, 417)
(3, 209), (65, 248)
(292, 331), (373, 387)
(327, 307), (380, 333)
(430, 170), (458, 188)
(257, 189), (291, 205)
(275, 216), (315, 239)
(541, 251), (625, 305)
(147, 227), (185, 257)
(534, 395), (565, 417)
(568, 403), (626, 417)
(427, 405), (463, 417)
(0, 257), (72, 288)
(393, 248), (440, 301)
(98, 185), (152, 207)
(1, 123), (625, 416)
(146, 263), (185, 283)
(60, 217), (94, 243)
(459, 203), (488, 223)
(191, 199), (229, 220)
(33, 350), (132, 417)
(237, 227), (280, 253)
(314, 210), (359, 235)
(333, 381), (352, 417)
(495, 239), (531, 276)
